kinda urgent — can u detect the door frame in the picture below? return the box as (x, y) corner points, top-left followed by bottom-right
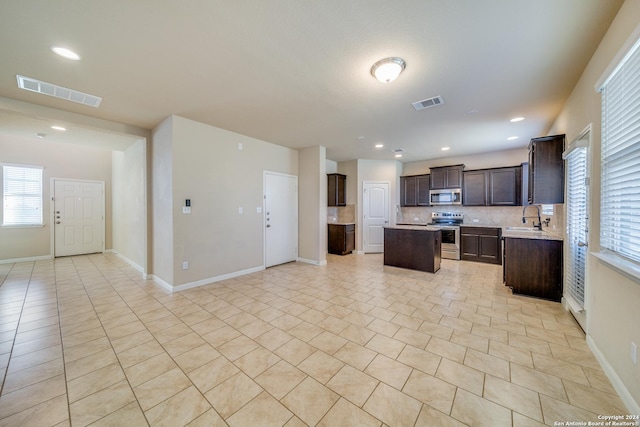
(263, 171), (298, 268)
(562, 123), (591, 331)
(362, 181), (390, 254)
(50, 178), (106, 257)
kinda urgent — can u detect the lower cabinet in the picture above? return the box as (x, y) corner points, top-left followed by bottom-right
(328, 224), (355, 255)
(503, 237), (562, 302)
(460, 226), (502, 264)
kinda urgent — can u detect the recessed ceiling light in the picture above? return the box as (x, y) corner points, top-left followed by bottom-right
(375, 144), (384, 148)
(51, 46), (81, 60)
(371, 57), (406, 83)
(441, 147), (450, 151)
(510, 117), (525, 122)
(51, 125), (66, 131)
(395, 154), (403, 158)
(357, 136), (365, 140)
(507, 136), (519, 141)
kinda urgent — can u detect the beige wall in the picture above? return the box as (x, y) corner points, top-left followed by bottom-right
(402, 147), (528, 176)
(299, 146), (327, 264)
(548, 0), (640, 411)
(152, 115), (298, 287)
(0, 134), (113, 262)
(112, 139), (147, 271)
(150, 117), (174, 284)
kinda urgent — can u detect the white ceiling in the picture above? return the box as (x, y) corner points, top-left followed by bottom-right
(0, 0), (623, 162)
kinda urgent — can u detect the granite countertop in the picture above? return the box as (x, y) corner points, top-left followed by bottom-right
(385, 224), (441, 231)
(328, 222), (356, 225)
(501, 227), (563, 241)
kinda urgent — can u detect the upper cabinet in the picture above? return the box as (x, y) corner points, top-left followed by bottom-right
(328, 173), (346, 206)
(400, 175), (430, 207)
(430, 165), (464, 189)
(528, 134), (565, 204)
(463, 166), (522, 206)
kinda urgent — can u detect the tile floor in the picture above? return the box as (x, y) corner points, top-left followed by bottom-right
(0, 253), (628, 426)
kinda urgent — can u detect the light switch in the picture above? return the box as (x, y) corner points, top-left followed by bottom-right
(238, 207), (243, 214)
(256, 207), (262, 213)
(183, 206), (191, 214)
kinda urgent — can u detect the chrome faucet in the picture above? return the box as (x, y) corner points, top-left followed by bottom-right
(522, 204), (542, 230)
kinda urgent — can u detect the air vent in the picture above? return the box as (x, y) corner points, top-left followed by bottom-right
(16, 75), (102, 108)
(391, 148), (404, 154)
(412, 95), (444, 111)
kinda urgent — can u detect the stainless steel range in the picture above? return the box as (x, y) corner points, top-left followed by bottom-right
(429, 212), (463, 260)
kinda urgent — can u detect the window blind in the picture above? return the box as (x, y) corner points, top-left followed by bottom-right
(2, 164), (43, 226)
(600, 36), (640, 265)
(565, 146), (588, 308)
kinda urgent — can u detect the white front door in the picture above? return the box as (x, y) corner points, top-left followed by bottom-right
(264, 172), (298, 267)
(54, 180), (104, 257)
(363, 181), (389, 253)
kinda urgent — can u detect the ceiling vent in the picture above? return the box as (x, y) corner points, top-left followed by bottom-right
(412, 95), (444, 111)
(16, 75), (102, 108)
(391, 148), (404, 154)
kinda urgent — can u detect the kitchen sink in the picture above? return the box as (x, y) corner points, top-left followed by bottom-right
(505, 226), (544, 233)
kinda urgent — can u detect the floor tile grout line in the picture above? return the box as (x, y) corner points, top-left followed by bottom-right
(0, 261), (35, 400)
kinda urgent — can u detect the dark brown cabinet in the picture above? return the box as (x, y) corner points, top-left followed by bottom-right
(463, 167), (521, 206)
(328, 173), (346, 206)
(503, 237), (563, 302)
(384, 227), (441, 273)
(328, 224), (355, 255)
(528, 135), (565, 204)
(400, 175), (430, 207)
(461, 227), (502, 264)
(430, 165), (464, 189)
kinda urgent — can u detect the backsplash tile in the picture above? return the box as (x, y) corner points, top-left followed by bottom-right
(398, 205), (564, 232)
(328, 204), (356, 224)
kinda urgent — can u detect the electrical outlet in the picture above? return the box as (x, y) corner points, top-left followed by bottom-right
(182, 261), (189, 270)
(632, 342), (638, 364)
(473, 219), (479, 223)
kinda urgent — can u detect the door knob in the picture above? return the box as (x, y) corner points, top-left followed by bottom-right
(577, 241), (588, 247)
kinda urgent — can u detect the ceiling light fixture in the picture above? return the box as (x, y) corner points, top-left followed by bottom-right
(441, 147), (450, 151)
(510, 117), (525, 122)
(51, 46), (81, 60)
(507, 136), (518, 141)
(51, 125), (66, 131)
(375, 144), (384, 148)
(395, 154), (403, 158)
(371, 57), (406, 83)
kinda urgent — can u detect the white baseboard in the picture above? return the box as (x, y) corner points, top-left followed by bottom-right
(109, 250), (146, 275)
(587, 335), (640, 415)
(151, 265), (266, 292)
(0, 254), (52, 264)
(149, 275), (173, 292)
(297, 257), (327, 266)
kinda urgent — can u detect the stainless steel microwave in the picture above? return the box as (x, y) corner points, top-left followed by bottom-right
(429, 188), (462, 205)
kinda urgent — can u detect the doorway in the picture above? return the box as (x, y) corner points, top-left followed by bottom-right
(264, 172), (298, 267)
(362, 181), (389, 253)
(563, 125), (591, 330)
(53, 179), (105, 257)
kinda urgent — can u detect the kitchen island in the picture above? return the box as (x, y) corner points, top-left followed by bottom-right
(383, 226), (441, 273)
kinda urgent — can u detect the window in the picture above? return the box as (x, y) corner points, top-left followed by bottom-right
(2, 164), (43, 226)
(599, 35), (640, 265)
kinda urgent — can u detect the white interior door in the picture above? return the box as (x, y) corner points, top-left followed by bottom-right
(264, 172), (298, 267)
(363, 181), (389, 253)
(54, 179), (104, 257)
(563, 128), (590, 330)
